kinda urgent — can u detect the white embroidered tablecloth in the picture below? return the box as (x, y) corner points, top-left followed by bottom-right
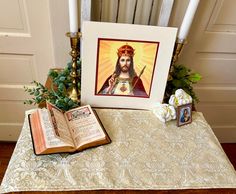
(0, 109), (236, 193)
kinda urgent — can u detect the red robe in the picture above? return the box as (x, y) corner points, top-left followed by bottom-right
(99, 75), (148, 97)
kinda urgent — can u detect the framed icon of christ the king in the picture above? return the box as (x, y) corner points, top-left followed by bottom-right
(81, 21), (177, 109)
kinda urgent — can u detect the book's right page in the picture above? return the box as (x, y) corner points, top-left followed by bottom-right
(64, 105), (110, 150)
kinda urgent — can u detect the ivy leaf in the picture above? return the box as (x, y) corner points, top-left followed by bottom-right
(172, 79), (182, 88)
(59, 76), (66, 82)
(176, 68), (188, 79)
(35, 96), (42, 103)
(64, 97), (70, 103)
(58, 83), (66, 92)
(188, 73), (202, 83)
(77, 82), (81, 90)
(67, 62), (72, 69)
(64, 68), (70, 75)
(48, 69), (58, 78)
(68, 100), (74, 106)
(34, 90), (40, 96)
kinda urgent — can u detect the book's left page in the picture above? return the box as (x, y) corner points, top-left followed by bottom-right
(46, 102), (75, 146)
(29, 109), (75, 155)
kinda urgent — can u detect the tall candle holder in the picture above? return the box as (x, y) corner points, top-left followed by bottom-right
(171, 39), (186, 65)
(169, 39), (186, 76)
(164, 39), (186, 102)
(66, 32), (81, 102)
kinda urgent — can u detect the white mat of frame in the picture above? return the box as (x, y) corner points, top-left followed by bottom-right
(1, 109), (236, 193)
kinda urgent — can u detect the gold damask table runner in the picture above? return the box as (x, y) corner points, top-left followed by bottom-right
(0, 109), (236, 193)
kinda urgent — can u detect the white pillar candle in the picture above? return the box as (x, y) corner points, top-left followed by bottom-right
(178, 0), (200, 42)
(68, 0), (78, 33)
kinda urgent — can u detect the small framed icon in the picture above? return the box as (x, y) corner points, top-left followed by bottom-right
(177, 103), (192, 127)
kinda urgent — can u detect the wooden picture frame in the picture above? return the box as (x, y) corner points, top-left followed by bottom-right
(177, 103), (192, 127)
(81, 21), (177, 109)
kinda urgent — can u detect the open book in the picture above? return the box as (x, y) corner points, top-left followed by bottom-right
(28, 103), (111, 155)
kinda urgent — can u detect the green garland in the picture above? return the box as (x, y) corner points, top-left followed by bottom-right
(24, 60), (81, 111)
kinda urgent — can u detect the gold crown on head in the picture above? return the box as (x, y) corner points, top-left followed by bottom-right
(117, 44), (135, 57)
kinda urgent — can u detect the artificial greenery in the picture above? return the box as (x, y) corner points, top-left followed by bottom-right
(24, 60), (81, 111)
(165, 64), (202, 103)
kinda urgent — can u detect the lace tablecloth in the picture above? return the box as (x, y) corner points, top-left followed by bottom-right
(1, 109), (236, 193)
